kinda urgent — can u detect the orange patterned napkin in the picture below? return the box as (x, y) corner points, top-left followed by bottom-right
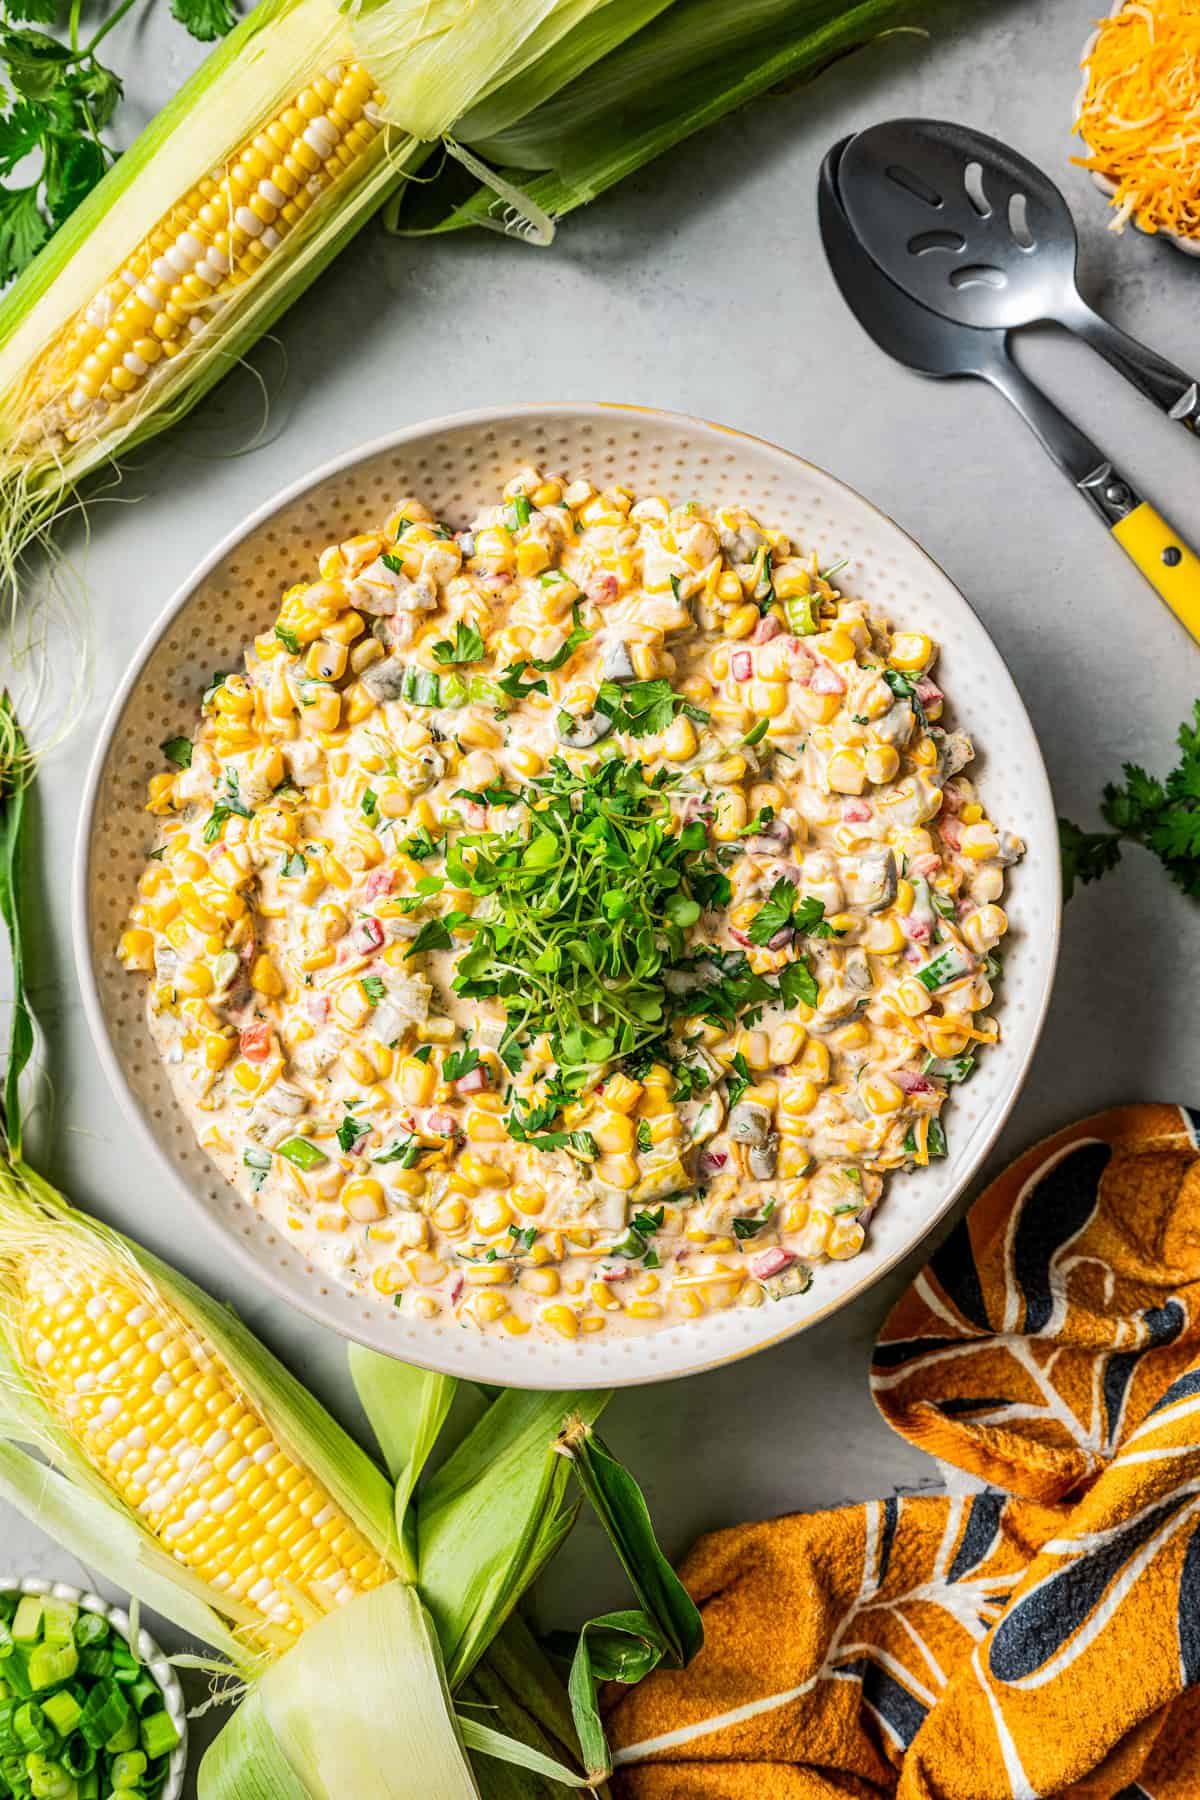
(608, 1104), (1200, 1799)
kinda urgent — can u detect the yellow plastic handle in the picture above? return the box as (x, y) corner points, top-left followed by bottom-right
(1111, 501), (1200, 645)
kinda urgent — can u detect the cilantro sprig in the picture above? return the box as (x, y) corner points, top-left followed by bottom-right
(595, 679), (709, 737)
(1059, 701), (1200, 901)
(747, 880), (843, 946)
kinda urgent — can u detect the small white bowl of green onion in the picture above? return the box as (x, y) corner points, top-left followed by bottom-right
(0, 1578), (187, 1799)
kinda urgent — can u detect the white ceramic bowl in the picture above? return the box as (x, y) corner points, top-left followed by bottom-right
(74, 402), (1060, 1388)
(0, 1575), (188, 1797)
(1076, 0), (1200, 258)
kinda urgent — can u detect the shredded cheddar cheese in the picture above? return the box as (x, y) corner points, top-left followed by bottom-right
(1074, 0), (1200, 238)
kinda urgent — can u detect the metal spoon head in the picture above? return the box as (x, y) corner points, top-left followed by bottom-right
(836, 118), (1081, 331)
(818, 138), (1004, 382)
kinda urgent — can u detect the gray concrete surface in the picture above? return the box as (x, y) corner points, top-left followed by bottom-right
(5, 0), (1200, 1785)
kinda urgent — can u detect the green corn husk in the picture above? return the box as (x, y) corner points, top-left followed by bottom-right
(394, 0), (927, 235)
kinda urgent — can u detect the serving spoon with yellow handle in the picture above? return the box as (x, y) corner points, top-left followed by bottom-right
(819, 138), (1200, 645)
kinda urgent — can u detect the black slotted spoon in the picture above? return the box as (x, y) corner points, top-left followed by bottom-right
(817, 137), (1200, 645)
(837, 118), (1200, 434)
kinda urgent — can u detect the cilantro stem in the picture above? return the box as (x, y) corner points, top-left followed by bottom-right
(78, 0), (144, 60)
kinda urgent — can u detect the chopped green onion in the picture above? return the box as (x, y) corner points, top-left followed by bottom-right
(276, 1137), (328, 1172)
(28, 1643), (78, 1691)
(13, 1700), (57, 1753)
(916, 949), (972, 992)
(11, 1600), (41, 1646)
(40, 1694), (81, 1739)
(138, 1712), (179, 1761)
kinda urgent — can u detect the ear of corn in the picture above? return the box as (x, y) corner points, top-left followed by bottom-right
(0, 1159), (400, 1658)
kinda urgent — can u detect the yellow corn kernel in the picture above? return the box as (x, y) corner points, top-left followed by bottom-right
(798, 1040), (831, 1083)
(464, 1263), (511, 1288)
(723, 603), (759, 639)
(828, 1217), (866, 1260)
(522, 1268), (560, 1299)
(959, 823), (1000, 861)
(590, 1280), (621, 1311)
(458, 1153), (506, 1189)
(863, 916), (905, 955)
(712, 792), (748, 840)
(889, 632), (933, 672)
(516, 540), (551, 578)
(960, 802), (983, 826)
(626, 1300), (662, 1320)
(117, 928), (155, 971)
(372, 1263), (408, 1297)
(832, 1020), (870, 1051)
(501, 1314), (531, 1335)
(201, 1031), (233, 1071)
(747, 680), (788, 719)
(866, 745), (900, 785)
(781, 1198), (810, 1233)
(336, 987), (371, 1031)
(827, 749), (866, 796)
(342, 685), (375, 728)
(894, 879), (915, 917)
(509, 743), (542, 779)
(821, 629), (857, 663)
(779, 1143), (813, 1178)
(928, 1019), (970, 1058)
(601, 1073), (642, 1114)
(592, 1113), (635, 1156)
(662, 715), (697, 762)
(596, 1154), (639, 1190)
(962, 904), (1008, 955)
(250, 955), (284, 998)
(473, 1193), (513, 1236)
(779, 1078), (818, 1118)
(466, 1110), (506, 1144)
(172, 962), (216, 1003)
(233, 1063), (260, 1093)
(709, 753), (747, 785)
(735, 1029), (770, 1072)
(341, 1179), (387, 1224)
(768, 1022), (806, 1067)
(398, 1056), (436, 1106)
(893, 976), (931, 1017)
(541, 1303), (578, 1339)
(863, 1074), (903, 1114)
(343, 1047), (376, 1086)
(460, 716), (504, 751)
(468, 1291), (510, 1324)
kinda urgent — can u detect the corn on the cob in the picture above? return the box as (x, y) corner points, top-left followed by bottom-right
(20, 1254), (392, 1644)
(19, 62), (385, 457)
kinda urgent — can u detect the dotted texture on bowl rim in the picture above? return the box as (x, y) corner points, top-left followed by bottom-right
(76, 403), (1060, 1389)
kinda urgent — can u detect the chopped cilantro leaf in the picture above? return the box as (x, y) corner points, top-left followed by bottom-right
(361, 975), (387, 1004)
(432, 621), (486, 666)
(336, 1113), (370, 1153)
(274, 623), (301, 654)
(160, 736), (192, 769)
(733, 1200), (775, 1240)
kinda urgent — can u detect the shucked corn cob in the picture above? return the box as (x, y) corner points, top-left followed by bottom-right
(19, 62), (385, 455)
(20, 1252), (392, 1645)
(0, 1161), (399, 1662)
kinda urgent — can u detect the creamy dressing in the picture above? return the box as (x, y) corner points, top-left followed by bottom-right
(119, 468), (1023, 1341)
